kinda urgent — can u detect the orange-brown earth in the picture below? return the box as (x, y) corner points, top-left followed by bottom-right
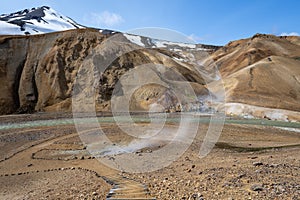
(207, 34), (300, 121)
(1, 31), (299, 121)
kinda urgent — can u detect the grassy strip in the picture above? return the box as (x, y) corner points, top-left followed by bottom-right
(215, 142), (300, 153)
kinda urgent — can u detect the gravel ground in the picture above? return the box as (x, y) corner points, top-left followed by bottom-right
(0, 114), (299, 199)
(128, 147), (300, 199)
(0, 168), (110, 200)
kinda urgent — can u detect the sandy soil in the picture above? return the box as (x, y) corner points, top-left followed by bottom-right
(0, 114), (299, 199)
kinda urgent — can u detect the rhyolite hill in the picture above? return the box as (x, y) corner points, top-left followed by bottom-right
(0, 6), (299, 122)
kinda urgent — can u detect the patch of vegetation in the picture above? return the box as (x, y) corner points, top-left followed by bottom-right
(294, 56), (300, 61)
(215, 142), (300, 153)
(225, 118), (300, 128)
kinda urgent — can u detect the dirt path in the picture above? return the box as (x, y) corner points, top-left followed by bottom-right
(0, 126), (155, 199)
(0, 115), (299, 199)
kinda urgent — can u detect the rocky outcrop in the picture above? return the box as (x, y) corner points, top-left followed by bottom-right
(0, 29), (106, 114)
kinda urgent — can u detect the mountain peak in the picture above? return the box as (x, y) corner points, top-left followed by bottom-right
(0, 6), (84, 35)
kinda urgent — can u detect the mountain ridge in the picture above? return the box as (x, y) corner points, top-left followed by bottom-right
(0, 6), (299, 122)
(0, 6), (84, 35)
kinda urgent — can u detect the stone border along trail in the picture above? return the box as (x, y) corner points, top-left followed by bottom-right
(1, 116), (299, 199)
(0, 124), (156, 199)
(0, 126), (70, 162)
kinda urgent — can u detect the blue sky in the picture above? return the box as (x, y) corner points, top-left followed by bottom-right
(1, 0), (300, 45)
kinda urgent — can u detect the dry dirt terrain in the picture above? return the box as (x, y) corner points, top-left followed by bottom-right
(0, 113), (299, 199)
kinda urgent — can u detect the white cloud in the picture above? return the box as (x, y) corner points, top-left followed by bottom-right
(88, 11), (124, 27)
(280, 32), (299, 36)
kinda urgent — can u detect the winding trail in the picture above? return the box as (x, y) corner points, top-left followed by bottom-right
(1, 115), (299, 199)
(0, 123), (156, 199)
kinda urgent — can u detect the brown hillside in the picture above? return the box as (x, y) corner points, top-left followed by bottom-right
(210, 34), (300, 77)
(0, 29), (207, 114)
(208, 34), (300, 119)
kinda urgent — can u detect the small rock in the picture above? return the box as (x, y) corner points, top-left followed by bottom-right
(251, 184), (264, 191)
(70, 187), (77, 191)
(269, 163), (279, 168)
(108, 157), (115, 160)
(248, 156), (258, 159)
(92, 192), (98, 196)
(255, 169), (262, 173)
(238, 173), (246, 178)
(253, 162), (263, 166)
(277, 185), (285, 193)
(193, 193), (201, 198)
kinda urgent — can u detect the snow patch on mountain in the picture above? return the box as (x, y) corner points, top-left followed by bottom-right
(152, 39), (196, 49)
(124, 34), (145, 46)
(123, 33), (200, 51)
(0, 21), (23, 35)
(0, 6), (84, 35)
